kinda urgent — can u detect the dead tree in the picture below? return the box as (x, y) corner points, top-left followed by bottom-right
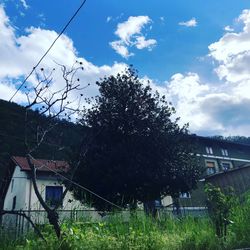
(1, 61), (88, 239)
(25, 62), (89, 238)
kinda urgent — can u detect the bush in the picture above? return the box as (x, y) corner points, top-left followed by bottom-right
(227, 191), (250, 248)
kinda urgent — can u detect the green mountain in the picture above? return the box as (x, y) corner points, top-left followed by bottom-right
(0, 99), (82, 182)
(1, 98), (249, 186)
(211, 135), (250, 146)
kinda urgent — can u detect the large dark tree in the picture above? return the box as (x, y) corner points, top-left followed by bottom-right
(73, 68), (201, 210)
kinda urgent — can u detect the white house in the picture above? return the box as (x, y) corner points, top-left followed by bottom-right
(4, 156), (84, 211)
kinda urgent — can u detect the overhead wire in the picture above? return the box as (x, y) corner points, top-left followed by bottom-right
(30, 156), (124, 210)
(9, 0), (88, 102)
(6, 0), (123, 210)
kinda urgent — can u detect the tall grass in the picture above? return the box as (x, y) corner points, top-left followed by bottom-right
(1, 195), (250, 250)
(226, 192), (250, 249)
(1, 214), (222, 250)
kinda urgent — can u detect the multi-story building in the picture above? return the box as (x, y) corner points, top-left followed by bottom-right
(179, 136), (250, 209)
(195, 136), (250, 176)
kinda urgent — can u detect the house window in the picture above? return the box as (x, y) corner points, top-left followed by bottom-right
(205, 146), (213, 154)
(11, 179), (14, 192)
(45, 186), (63, 207)
(221, 149), (228, 156)
(221, 162), (232, 171)
(12, 196), (16, 210)
(180, 192), (191, 198)
(206, 161), (216, 175)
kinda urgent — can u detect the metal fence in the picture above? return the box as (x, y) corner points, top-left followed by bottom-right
(1, 209), (104, 238)
(0, 207), (208, 238)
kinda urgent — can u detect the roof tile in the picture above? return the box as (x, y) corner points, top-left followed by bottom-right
(11, 156), (69, 172)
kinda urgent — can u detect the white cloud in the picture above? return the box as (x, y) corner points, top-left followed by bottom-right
(38, 13), (46, 26)
(152, 9), (250, 136)
(164, 73), (212, 132)
(161, 8), (250, 136)
(106, 16), (112, 23)
(148, 71), (250, 136)
(106, 13), (124, 23)
(115, 16), (150, 44)
(20, 0), (29, 9)
(179, 18), (197, 27)
(0, 80), (27, 103)
(143, 12), (250, 136)
(224, 25), (234, 32)
(0, 5), (127, 106)
(160, 16), (165, 22)
(141, 73), (212, 132)
(110, 16), (157, 58)
(209, 9), (250, 84)
(110, 40), (134, 59)
(135, 36), (156, 50)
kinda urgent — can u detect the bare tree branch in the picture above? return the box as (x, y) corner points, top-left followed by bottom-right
(20, 63), (88, 238)
(0, 210), (46, 242)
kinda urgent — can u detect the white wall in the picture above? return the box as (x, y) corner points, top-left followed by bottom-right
(4, 166), (28, 210)
(3, 166), (101, 225)
(161, 196), (173, 206)
(28, 178), (85, 210)
(4, 166), (86, 211)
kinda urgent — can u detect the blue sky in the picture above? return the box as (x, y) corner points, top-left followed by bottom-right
(1, 0), (250, 136)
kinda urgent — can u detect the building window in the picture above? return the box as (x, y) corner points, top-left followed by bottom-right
(221, 149), (228, 156)
(205, 146), (213, 154)
(221, 162), (232, 171)
(206, 161), (217, 175)
(180, 192), (191, 198)
(45, 186), (63, 207)
(12, 196), (16, 210)
(11, 179), (14, 192)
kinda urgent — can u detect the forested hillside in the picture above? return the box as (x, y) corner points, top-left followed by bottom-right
(211, 135), (250, 146)
(1, 98), (250, 185)
(0, 99), (82, 182)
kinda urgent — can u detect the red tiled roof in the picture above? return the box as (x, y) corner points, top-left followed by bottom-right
(11, 156), (69, 173)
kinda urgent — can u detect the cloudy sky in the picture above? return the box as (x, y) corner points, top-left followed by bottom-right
(1, 0), (250, 136)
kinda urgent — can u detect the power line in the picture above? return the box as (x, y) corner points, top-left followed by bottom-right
(9, 0), (88, 102)
(1, 130), (121, 209)
(31, 156), (123, 210)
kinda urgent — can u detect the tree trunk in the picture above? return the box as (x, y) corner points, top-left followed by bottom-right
(27, 155), (61, 238)
(173, 197), (181, 216)
(47, 210), (60, 238)
(143, 200), (157, 218)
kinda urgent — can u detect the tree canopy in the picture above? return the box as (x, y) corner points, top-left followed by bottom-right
(73, 68), (202, 210)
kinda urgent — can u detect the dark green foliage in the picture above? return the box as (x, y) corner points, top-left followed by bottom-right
(225, 136), (250, 145)
(228, 191), (250, 248)
(73, 68), (202, 210)
(205, 184), (236, 238)
(211, 135), (250, 145)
